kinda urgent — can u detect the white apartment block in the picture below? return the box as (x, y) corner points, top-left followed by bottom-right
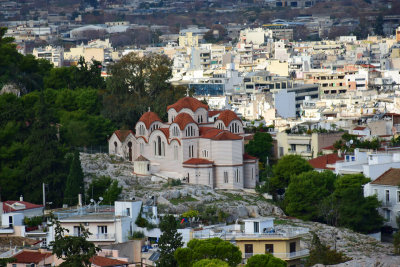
(32, 46), (64, 67)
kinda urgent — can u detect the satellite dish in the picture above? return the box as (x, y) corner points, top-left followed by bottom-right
(99, 197), (103, 201)
(349, 139), (354, 145)
(90, 199), (94, 203)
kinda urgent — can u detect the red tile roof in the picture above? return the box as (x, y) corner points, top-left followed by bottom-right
(114, 130), (134, 142)
(90, 255), (128, 267)
(138, 112), (162, 129)
(353, 126), (367, 131)
(243, 153), (258, 160)
(370, 168), (400, 186)
(183, 158), (214, 165)
(321, 145), (335, 150)
(12, 250), (52, 264)
(208, 110), (222, 117)
(167, 97), (209, 112)
(158, 128), (170, 139)
(200, 128), (242, 140)
(308, 153), (343, 170)
(173, 113), (196, 130)
(2, 201), (43, 213)
(137, 136), (148, 143)
(217, 110), (241, 127)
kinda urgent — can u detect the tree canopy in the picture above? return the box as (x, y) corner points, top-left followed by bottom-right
(245, 132), (273, 163)
(175, 238), (242, 267)
(245, 254), (286, 267)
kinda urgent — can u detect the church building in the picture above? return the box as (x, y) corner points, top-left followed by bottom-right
(108, 97), (258, 189)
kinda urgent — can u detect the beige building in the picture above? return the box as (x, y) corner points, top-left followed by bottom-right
(179, 32), (199, 47)
(32, 46), (64, 67)
(276, 131), (343, 159)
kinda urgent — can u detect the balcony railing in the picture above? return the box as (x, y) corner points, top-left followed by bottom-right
(72, 233), (116, 241)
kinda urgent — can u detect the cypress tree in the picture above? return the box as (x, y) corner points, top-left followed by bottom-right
(64, 150), (84, 206)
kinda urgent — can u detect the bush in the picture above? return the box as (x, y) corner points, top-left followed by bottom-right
(24, 216), (43, 227)
(129, 231), (145, 239)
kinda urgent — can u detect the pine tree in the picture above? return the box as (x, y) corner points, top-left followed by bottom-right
(64, 150), (84, 206)
(157, 215), (183, 267)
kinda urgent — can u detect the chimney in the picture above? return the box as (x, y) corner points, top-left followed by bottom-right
(19, 195), (23, 202)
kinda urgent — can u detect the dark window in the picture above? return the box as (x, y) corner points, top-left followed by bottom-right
(254, 222), (259, 233)
(245, 244), (253, 258)
(265, 244), (274, 253)
(290, 242), (296, 253)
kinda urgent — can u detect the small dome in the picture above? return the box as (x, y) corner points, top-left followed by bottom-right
(167, 97), (209, 112)
(138, 112), (162, 129)
(217, 110), (240, 127)
(173, 113), (196, 130)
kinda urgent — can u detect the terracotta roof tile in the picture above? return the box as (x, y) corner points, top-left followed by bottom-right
(2, 201), (43, 213)
(167, 97), (209, 112)
(353, 126), (367, 131)
(114, 130), (134, 142)
(322, 145), (335, 150)
(183, 158), (214, 165)
(243, 153), (258, 160)
(199, 128), (242, 140)
(208, 110), (222, 117)
(12, 250), (52, 264)
(173, 113), (196, 130)
(371, 168), (400, 186)
(308, 153), (343, 170)
(217, 110), (241, 127)
(138, 112), (162, 129)
(158, 128), (170, 139)
(90, 255), (128, 267)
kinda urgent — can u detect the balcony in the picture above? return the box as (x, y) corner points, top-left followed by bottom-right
(72, 233), (116, 241)
(0, 227), (14, 234)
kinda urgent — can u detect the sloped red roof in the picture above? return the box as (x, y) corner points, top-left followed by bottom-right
(12, 250), (52, 264)
(183, 158), (214, 165)
(90, 255), (128, 267)
(167, 97), (209, 112)
(200, 128), (242, 140)
(114, 130), (134, 142)
(158, 128), (170, 139)
(353, 126), (367, 131)
(208, 110), (222, 117)
(243, 153), (257, 160)
(138, 112), (162, 129)
(217, 110), (241, 127)
(2, 201), (43, 213)
(173, 113), (196, 130)
(371, 168), (400, 186)
(322, 145), (335, 150)
(308, 153), (343, 170)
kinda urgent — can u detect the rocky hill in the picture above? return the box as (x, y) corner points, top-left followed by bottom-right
(80, 153), (400, 266)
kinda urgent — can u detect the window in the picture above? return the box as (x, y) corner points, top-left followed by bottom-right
(386, 210), (391, 221)
(114, 141), (117, 154)
(8, 216), (13, 227)
(98, 226), (108, 234)
(265, 244), (274, 254)
(202, 150), (209, 158)
(386, 190), (390, 203)
(189, 145), (194, 158)
(208, 172), (211, 185)
(290, 242), (296, 253)
(244, 244), (253, 258)
(224, 171), (228, 183)
(154, 141), (157, 155)
(139, 124), (145, 135)
(126, 208), (130, 216)
(157, 136), (162, 156)
(254, 222), (259, 233)
(73, 226), (81, 236)
(398, 191), (400, 203)
(172, 126), (180, 137)
(186, 126), (195, 137)
(252, 168), (254, 180)
(290, 144), (296, 152)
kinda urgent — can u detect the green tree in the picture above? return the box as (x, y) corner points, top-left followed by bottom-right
(86, 176), (122, 204)
(245, 132), (273, 163)
(306, 232), (350, 266)
(285, 170), (336, 221)
(193, 259), (229, 267)
(332, 174), (383, 233)
(50, 216), (101, 266)
(394, 231), (400, 255)
(245, 254), (286, 267)
(174, 238), (242, 267)
(269, 155), (313, 195)
(102, 53), (186, 128)
(158, 215), (183, 267)
(64, 150), (85, 206)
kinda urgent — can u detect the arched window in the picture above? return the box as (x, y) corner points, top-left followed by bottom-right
(162, 141), (165, 156)
(114, 141), (117, 154)
(157, 136), (162, 156)
(153, 141), (157, 155)
(139, 124), (145, 135)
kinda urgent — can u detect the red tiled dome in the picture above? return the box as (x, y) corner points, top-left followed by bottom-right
(167, 97), (209, 112)
(138, 112), (162, 129)
(173, 113), (196, 130)
(217, 110), (241, 127)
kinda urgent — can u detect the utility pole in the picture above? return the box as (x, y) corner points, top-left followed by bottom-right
(42, 183), (46, 208)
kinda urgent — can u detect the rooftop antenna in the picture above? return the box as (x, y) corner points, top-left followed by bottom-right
(186, 87), (189, 97)
(148, 106), (151, 112)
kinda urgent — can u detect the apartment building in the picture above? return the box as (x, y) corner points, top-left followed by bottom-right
(364, 168), (400, 229)
(276, 132), (343, 159)
(192, 217), (309, 267)
(55, 201), (142, 245)
(307, 72), (347, 95)
(32, 46), (64, 67)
